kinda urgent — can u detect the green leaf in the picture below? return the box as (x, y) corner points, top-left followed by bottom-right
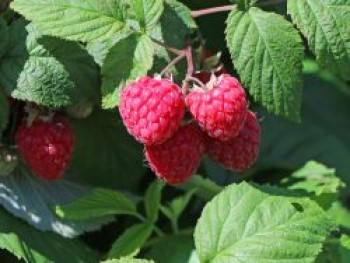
(289, 161), (344, 195)
(101, 33), (154, 108)
(56, 188), (137, 220)
(0, 166), (113, 238)
(0, 20), (99, 107)
(279, 161), (344, 209)
(195, 182), (334, 263)
(0, 87), (9, 135)
(288, 0), (350, 81)
(133, 0), (164, 31)
(341, 235), (350, 250)
(149, 0), (196, 77)
(69, 110), (145, 190)
(11, 0), (130, 43)
(226, 7), (304, 121)
(327, 201), (350, 229)
(182, 175), (222, 201)
(108, 223), (153, 259)
(259, 75), (350, 187)
(161, 189), (196, 221)
(0, 208), (98, 263)
(144, 180), (165, 222)
(145, 235), (194, 263)
(103, 258), (154, 263)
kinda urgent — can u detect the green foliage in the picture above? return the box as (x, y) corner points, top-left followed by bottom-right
(195, 182), (334, 262)
(108, 223), (154, 259)
(288, 161), (343, 195)
(183, 175), (222, 201)
(280, 161), (344, 209)
(144, 180), (165, 223)
(161, 189), (196, 229)
(0, 208), (98, 263)
(1, 0), (350, 262)
(69, 110), (145, 190)
(0, 165), (112, 238)
(0, 19), (99, 108)
(259, 76), (350, 186)
(101, 33), (154, 108)
(146, 235), (194, 263)
(56, 188), (137, 220)
(327, 201), (350, 229)
(11, 0), (130, 43)
(226, 7), (304, 121)
(132, 0), (164, 32)
(288, 0), (350, 81)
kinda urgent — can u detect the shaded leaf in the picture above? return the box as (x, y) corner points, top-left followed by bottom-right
(144, 180), (165, 222)
(0, 166), (113, 238)
(69, 110), (145, 190)
(108, 223), (153, 259)
(0, 208), (99, 263)
(101, 33), (154, 108)
(56, 188), (137, 220)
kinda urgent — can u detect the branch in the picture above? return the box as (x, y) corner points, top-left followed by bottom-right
(191, 5), (236, 18)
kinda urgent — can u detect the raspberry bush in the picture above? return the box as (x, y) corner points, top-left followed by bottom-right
(0, 0), (349, 262)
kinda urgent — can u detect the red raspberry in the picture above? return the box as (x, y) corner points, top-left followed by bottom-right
(15, 116), (74, 180)
(145, 124), (204, 185)
(205, 111), (260, 172)
(187, 74), (247, 141)
(119, 76), (185, 145)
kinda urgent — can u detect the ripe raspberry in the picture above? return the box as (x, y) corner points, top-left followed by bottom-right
(119, 76), (185, 145)
(145, 124), (204, 185)
(187, 74), (247, 141)
(205, 111), (260, 172)
(15, 116), (74, 180)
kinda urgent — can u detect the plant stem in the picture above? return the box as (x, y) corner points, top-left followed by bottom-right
(171, 219), (179, 234)
(134, 213), (165, 237)
(191, 5), (236, 18)
(153, 226), (165, 237)
(160, 53), (186, 76)
(151, 38), (183, 56)
(185, 44), (194, 78)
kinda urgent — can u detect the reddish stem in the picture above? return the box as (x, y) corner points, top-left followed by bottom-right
(185, 45), (194, 78)
(160, 53), (186, 77)
(191, 5), (236, 18)
(151, 38), (183, 56)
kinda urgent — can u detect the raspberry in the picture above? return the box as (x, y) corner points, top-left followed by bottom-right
(15, 116), (75, 180)
(119, 76), (185, 145)
(205, 111), (260, 172)
(145, 124), (204, 185)
(187, 74), (247, 141)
